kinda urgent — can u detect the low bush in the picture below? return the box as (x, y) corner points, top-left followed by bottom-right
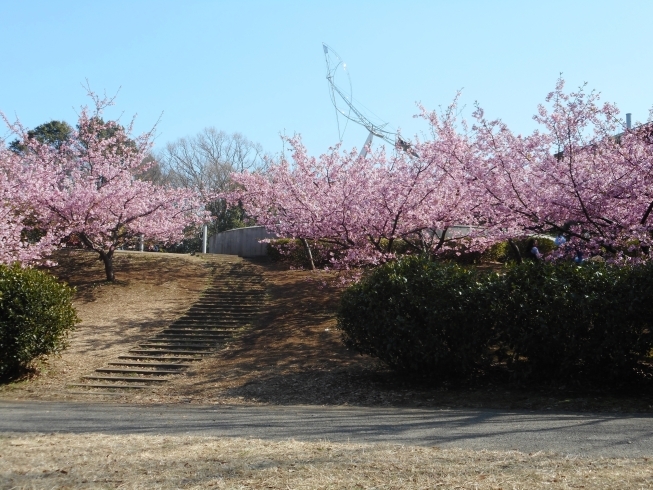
(495, 262), (653, 381)
(337, 257), (653, 384)
(0, 264), (79, 379)
(337, 256), (496, 378)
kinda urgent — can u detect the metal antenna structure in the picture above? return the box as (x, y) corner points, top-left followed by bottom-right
(323, 43), (403, 157)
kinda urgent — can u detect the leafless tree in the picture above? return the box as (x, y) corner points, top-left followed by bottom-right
(152, 128), (267, 239)
(157, 128), (266, 200)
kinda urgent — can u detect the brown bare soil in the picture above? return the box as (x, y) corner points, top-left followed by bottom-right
(2, 433), (653, 489)
(2, 250), (653, 413)
(0, 249), (213, 402)
(168, 263), (653, 412)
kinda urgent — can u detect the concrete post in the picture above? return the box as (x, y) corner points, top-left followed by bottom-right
(202, 224), (208, 254)
(139, 234), (144, 252)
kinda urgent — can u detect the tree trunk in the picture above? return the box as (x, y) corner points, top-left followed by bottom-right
(301, 238), (316, 271)
(99, 250), (115, 281)
(508, 238), (523, 264)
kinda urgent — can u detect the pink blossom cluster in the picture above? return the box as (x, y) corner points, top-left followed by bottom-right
(465, 78), (653, 263)
(0, 94), (206, 276)
(229, 129), (484, 267)
(0, 148), (58, 264)
(230, 78), (653, 267)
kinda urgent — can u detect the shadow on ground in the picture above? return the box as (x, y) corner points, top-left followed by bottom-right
(169, 260), (653, 413)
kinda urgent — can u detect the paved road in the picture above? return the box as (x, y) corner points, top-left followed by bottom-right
(1, 400), (652, 458)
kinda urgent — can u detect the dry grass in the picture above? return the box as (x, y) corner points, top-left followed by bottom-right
(169, 264), (653, 413)
(0, 249), (213, 401)
(2, 433), (652, 489)
(2, 251), (653, 412)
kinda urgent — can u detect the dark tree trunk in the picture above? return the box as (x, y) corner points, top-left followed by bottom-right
(301, 238), (316, 271)
(508, 238), (523, 264)
(99, 250), (115, 281)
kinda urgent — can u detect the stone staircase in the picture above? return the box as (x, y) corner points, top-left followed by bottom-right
(67, 255), (265, 394)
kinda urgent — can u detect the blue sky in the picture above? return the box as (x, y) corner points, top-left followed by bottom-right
(1, 0), (652, 158)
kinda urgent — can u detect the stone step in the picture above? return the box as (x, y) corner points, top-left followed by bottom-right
(190, 302), (263, 306)
(181, 321), (256, 326)
(168, 325), (247, 330)
(201, 291), (264, 295)
(212, 287), (262, 290)
(170, 321), (250, 327)
(128, 349), (212, 355)
(193, 296), (264, 301)
(66, 390), (127, 395)
(152, 339), (227, 345)
(95, 367), (181, 375)
(142, 339), (220, 346)
(155, 334), (231, 341)
(185, 309), (260, 315)
(162, 329), (237, 335)
(137, 343), (215, 350)
(179, 311), (259, 317)
(118, 355), (203, 361)
(68, 383), (149, 390)
(166, 325), (245, 331)
(82, 376), (167, 383)
(212, 274), (261, 277)
(198, 297), (263, 301)
(70, 261), (265, 393)
(203, 285), (263, 289)
(188, 304), (261, 308)
(157, 330), (232, 335)
(200, 291), (264, 296)
(194, 301), (262, 306)
(204, 280), (263, 284)
(177, 313), (255, 318)
(190, 307), (261, 312)
(179, 315), (255, 322)
(163, 325), (241, 330)
(108, 362), (191, 368)
(204, 290), (264, 294)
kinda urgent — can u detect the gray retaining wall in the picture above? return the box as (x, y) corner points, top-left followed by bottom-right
(207, 226), (276, 257)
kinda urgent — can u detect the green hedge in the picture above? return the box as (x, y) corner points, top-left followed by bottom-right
(0, 264), (79, 378)
(338, 257), (496, 378)
(337, 257), (653, 383)
(496, 262), (653, 381)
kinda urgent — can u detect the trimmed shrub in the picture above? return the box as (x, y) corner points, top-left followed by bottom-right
(337, 257), (653, 384)
(337, 256), (496, 379)
(0, 264), (79, 378)
(496, 262), (653, 381)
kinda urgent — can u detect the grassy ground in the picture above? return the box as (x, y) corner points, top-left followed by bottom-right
(3, 433), (653, 489)
(1, 249), (653, 412)
(2, 250), (653, 487)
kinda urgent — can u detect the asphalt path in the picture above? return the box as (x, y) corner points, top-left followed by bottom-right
(1, 400), (652, 458)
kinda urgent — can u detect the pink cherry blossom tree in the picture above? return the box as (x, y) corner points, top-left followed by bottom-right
(229, 127), (489, 269)
(467, 77), (653, 261)
(231, 78), (653, 268)
(0, 146), (59, 265)
(2, 93), (206, 280)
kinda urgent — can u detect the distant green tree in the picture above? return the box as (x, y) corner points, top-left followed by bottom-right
(208, 199), (254, 234)
(9, 120), (72, 153)
(153, 127), (266, 246)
